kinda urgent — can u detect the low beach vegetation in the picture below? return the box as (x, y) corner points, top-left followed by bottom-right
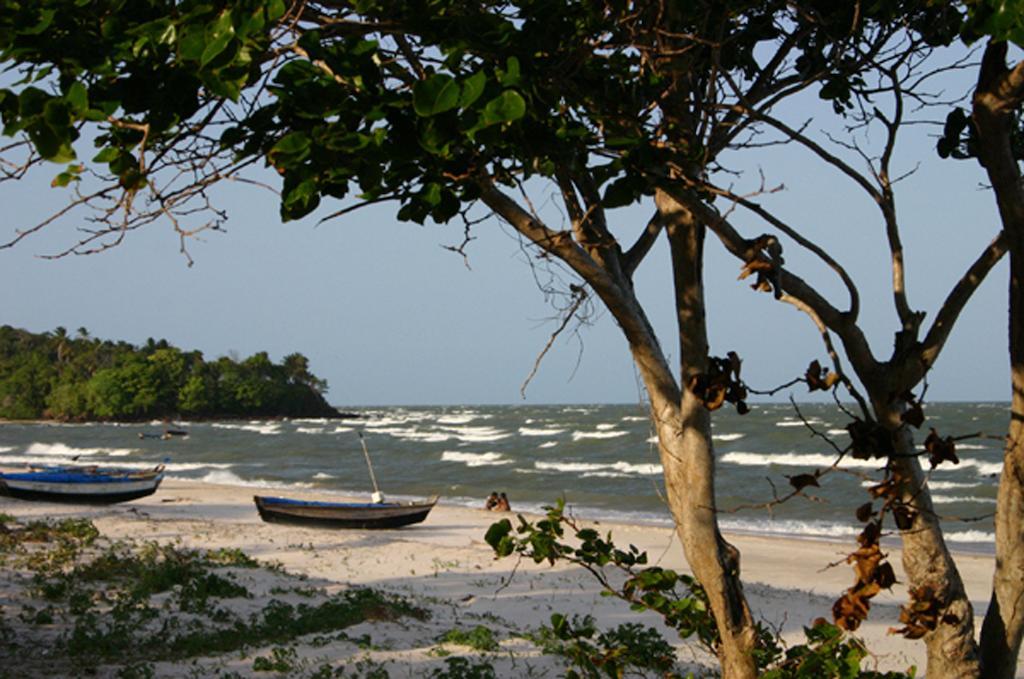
(0, 325), (341, 421)
(489, 501), (915, 678)
(0, 516), (428, 675)
(436, 625), (501, 653)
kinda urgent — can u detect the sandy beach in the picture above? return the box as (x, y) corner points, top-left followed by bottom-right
(0, 478), (1017, 678)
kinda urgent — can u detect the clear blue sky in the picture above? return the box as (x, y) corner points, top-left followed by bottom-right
(0, 47), (1011, 406)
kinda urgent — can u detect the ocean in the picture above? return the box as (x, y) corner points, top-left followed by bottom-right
(0, 402), (1006, 550)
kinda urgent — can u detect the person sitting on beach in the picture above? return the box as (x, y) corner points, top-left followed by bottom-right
(494, 492), (511, 512)
(485, 491), (499, 510)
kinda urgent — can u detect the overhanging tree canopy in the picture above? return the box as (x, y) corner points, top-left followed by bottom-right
(1, 2), (1021, 677)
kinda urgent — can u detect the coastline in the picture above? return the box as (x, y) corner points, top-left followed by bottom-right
(0, 477), (1014, 677)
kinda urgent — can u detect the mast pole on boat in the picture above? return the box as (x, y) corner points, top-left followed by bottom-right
(357, 430), (384, 503)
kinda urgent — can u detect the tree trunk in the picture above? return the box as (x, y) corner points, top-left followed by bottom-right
(479, 180), (759, 677)
(979, 267), (1024, 678)
(972, 41), (1024, 678)
(878, 410), (980, 676)
(654, 190), (759, 678)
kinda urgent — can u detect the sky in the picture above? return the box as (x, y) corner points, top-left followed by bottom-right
(0, 45), (1012, 407)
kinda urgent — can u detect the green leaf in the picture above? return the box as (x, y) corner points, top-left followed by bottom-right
(484, 519), (513, 553)
(22, 9), (56, 36)
(421, 182), (442, 206)
(51, 167), (82, 188)
(481, 90), (525, 126)
(178, 26), (205, 62)
(281, 178), (320, 220)
(92, 147), (120, 163)
(267, 131), (311, 167)
(602, 176), (643, 208)
(266, 0), (287, 22)
(497, 56), (521, 86)
(459, 72), (487, 108)
(413, 75), (460, 117)
(65, 82), (88, 115)
(201, 11), (236, 68)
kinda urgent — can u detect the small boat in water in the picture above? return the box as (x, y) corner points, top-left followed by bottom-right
(253, 495), (438, 529)
(253, 431), (437, 529)
(0, 464), (165, 504)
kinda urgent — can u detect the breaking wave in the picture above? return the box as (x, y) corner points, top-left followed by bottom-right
(519, 427), (566, 437)
(211, 423), (281, 435)
(721, 451), (884, 469)
(440, 451), (512, 467)
(572, 430), (628, 441)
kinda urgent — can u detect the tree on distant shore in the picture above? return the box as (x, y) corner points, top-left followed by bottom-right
(0, 325), (339, 420)
(0, 2), (1019, 676)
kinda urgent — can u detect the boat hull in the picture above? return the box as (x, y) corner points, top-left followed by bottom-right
(253, 495), (436, 529)
(0, 469), (164, 504)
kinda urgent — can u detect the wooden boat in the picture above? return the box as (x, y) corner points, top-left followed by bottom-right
(253, 494), (438, 529)
(0, 465), (165, 504)
(253, 430), (438, 529)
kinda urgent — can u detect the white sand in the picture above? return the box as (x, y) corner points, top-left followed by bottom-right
(1, 478), (1018, 677)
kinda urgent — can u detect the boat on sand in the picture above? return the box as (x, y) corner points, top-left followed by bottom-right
(253, 495), (438, 529)
(253, 431), (437, 529)
(0, 464), (165, 504)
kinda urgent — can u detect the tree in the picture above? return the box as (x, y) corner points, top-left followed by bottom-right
(0, 2), (1013, 676)
(932, 3), (1024, 675)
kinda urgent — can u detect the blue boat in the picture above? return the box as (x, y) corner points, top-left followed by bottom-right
(0, 465), (165, 504)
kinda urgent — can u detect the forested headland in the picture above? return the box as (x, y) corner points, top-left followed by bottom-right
(0, 325), (344, 421)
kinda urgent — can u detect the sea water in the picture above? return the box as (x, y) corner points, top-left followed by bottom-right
(0, 402), (1006, 550)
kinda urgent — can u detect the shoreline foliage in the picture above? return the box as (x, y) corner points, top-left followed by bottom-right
(0, 325), (341, 421)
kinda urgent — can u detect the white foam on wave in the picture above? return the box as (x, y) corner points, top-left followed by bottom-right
(535, 460), (661, 476)
(928, 480), (980, 490)
(943, 458), (1003, 476)
(538, 441), (558, 449)
(621, 416), (647, 422)
(826, 429), (849, 436)
(931, 494), (996, 505)
(721, 451), (883, 469)
(536, 461), (607, 473)
(163, 461), (235, 472)
(296, 427), (325, 435)
(583, 471), (630, 479)
(362, 412), (432, 427)
(313, 472), (336, 479)
(446, 426), (511, 443)
(596, 423), (617, 431)
(211, 422), (281, 435)
(436, 413), (480, 425)
(955, 443), (990, 450)
(24, 442), (139, 458)
(389, 430), (451, 443)
(291, 418), (330, 425)
(713, 433), (745, 442)
(367, 426), (425, 437)
(0, 455), (231, 472)
(945, 529), (995, 543)
(718, 517), (861, 540)
(332, 426), (355, 433)
(519, 427), (566, 437)
(610, 461), (661, 475)
(440, 451), (512, 467)
(646, 436), (658, 444)
(572, 430), (628, 441)
(776, 419), (823, 428)
(192, 469), (313, 489)
(0, 446), (11, 454)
